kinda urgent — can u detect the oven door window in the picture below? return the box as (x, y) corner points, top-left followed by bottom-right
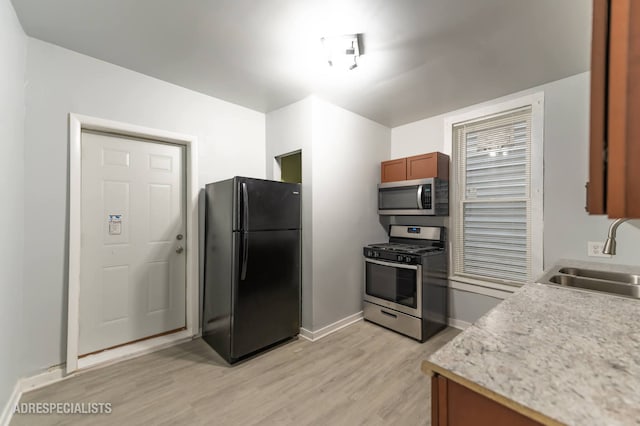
(366, 262), (417, 308)
(379, 186), (420, 210)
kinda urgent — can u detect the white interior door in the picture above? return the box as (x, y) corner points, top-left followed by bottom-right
(79, 130), (186, 355)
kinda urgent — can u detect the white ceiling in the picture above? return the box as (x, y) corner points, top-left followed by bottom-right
(11, 0), (592, 127)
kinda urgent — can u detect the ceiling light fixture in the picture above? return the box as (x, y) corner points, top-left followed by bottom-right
(321, 34), (363, 71)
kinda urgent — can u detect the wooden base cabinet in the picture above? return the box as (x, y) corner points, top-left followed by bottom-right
(431, 375), (542, 426)
(587, 0), (640, 218)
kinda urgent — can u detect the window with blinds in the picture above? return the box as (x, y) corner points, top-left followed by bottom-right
(453, 107), (533, 284)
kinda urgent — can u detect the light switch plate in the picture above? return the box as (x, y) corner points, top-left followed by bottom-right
(588, 241), (611, 258)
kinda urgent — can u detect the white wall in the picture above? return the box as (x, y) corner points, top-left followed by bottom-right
(391, 71), (640, 323)
(0, 0), (26, 418)
(22, 38), (266, 375)
(310, 98), (389, 329)
(392, 117), (447, 158)
(266, 96), (389, 331)
(265, 98), (314, 328)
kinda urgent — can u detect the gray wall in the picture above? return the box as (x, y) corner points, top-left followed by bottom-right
(266, 97), (389, 331)
(310, 98), (389, 330)
(392, 71), (640, 268)
(448, 289), (502, 325)
(0, 0), (26, 414)
(540, 73), (640, 266)
(265, 98), (314, 328)
(22, 38), (266, 375)
(391, 72), (640, 325)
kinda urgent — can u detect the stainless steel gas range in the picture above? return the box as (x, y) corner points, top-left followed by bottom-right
(363, 225), (448, 342)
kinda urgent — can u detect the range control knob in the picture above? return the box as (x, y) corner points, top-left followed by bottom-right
(397, 255), (403, 261)
(367, 250), (373, 257)
(405, 256), (412, 263)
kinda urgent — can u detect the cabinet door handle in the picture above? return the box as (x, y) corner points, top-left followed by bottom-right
(585, 182), (590, 212)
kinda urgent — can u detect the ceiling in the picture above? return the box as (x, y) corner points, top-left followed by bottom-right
(11, 0), (592, 127)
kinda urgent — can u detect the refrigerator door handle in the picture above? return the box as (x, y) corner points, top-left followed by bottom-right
(242, 182), (249, 230)
(241, 231), (249, 280)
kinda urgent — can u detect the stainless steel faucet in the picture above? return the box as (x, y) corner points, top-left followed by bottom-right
(602, 218), (629, 255)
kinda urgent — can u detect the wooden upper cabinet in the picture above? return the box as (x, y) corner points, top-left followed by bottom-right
(587, 0), (609, 214)
(381, 158), (407, 182)
(407, 152), (449, 181)
(588, 0), (640, 218)
(381, 152), (449, 183)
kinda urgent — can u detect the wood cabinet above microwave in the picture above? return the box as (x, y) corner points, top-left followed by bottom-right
(587, 0), (640, 218)
(381, 152), (449, 183)
(380, 158), (407, 182)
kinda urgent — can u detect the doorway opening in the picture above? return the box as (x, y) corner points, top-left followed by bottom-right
(276, 151), (302, 183)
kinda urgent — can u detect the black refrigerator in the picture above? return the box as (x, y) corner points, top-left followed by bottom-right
(202, 176), (301, 364)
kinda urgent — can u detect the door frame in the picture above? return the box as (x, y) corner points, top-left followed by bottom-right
(67, 113), (199, 373)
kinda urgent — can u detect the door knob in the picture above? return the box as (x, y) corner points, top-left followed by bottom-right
(176, 234), (183, 240)
(176, 245), (184, 254)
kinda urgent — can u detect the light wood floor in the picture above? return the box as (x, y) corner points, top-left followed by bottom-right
(12, 321), (460, 426)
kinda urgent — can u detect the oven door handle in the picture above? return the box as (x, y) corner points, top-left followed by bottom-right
(365, 258), (420, 270)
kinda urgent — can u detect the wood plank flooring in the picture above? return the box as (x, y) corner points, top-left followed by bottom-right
(12, 321), (460, 426)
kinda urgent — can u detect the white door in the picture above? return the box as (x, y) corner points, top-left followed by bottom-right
(79, 131), (186, 355)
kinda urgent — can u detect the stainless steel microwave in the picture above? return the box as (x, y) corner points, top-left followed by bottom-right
(378, 178), (449, 216)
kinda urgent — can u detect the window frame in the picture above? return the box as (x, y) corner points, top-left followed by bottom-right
(443, 93), (544, 289)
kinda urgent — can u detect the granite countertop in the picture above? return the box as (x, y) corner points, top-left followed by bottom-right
(423, 260), (640, 426)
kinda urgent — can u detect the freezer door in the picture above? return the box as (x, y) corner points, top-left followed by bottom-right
(231, 229), (301, 360)
(235, 177), (301, 231)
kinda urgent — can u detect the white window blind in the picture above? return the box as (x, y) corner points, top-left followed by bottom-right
(453, 107), (533, 284)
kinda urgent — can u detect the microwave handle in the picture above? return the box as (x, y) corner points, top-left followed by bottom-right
(417, 185), (424, 209)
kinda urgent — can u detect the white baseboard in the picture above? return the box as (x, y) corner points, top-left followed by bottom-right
(299, 311), (363, 342)
(0, 380), (21, 426)
(298, 328), (314, 341)
(1, 367), (69, 426)
(19, 367), (66, 394)
(1, 330), (194, 426)
(448, 317), (472, 330)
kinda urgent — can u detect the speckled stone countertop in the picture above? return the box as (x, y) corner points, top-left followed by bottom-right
(424, 260), (640, 426)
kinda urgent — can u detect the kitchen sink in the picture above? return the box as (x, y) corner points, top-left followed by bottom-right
(558, 267), (640, 284)
(539, 265), (640, 299)
(548, 275), (640, 298)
